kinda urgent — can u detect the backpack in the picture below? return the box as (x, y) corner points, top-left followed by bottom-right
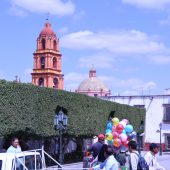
(114, 152), (126, 166)
(133, 152), (149, 170)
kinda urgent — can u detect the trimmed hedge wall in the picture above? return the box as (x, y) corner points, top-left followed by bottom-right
(0, 80), (145, 138)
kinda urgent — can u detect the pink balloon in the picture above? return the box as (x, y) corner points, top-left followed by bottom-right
(112, 125), (116, 132)
(122, 119), (129, 125)
(119, 133), (128, 142)
(119, 121), (126, 128)
(112, 131), (119, 139)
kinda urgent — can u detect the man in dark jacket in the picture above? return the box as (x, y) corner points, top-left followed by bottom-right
(88, 134), (105, 159)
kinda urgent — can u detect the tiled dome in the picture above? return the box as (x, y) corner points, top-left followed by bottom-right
(77, 77), (109, 92)
(76, 68), (110, 95)
(40, 21), (56, 36)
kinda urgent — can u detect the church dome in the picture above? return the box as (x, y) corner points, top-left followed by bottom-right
(40, 21), (56, 36)
(77, 77), (109, 92)
(76, 68), (111, 96)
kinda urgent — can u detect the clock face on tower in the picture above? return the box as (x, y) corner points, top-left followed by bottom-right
(48, 36), (51, 40)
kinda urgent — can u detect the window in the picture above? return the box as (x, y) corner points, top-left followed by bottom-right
(53, 78), (58, 88)
(133, 105), (145, 109)
(165, 135), (170, 150)
(163, 104), (170, 121)
(41, 39), (46, 49)
(53, 40), (57, 50)
(40, 57), (45, 69)
(94, 94), (98, 97)
(53, 57), (57, 68)
(39, 78), (44, 87)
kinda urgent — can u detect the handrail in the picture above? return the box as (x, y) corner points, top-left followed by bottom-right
(43, 150), (63, 168)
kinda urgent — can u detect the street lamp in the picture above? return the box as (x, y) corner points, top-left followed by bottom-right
(159, 123), (162, 156)
(54, 110), (68, 165)
(137, 121), (144, 154)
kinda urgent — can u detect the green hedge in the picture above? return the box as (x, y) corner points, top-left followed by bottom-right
(0, 80), (145, 138)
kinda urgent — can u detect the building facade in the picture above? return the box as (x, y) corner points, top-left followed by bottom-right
(100, 93), (170, 151)
(75, 68), (111, 97)
(31, 20), (64, 89)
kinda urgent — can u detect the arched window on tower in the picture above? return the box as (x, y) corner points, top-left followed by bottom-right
(42, 39), (46, 49)
(39, 78), (44, 87)
(53, 78), (58, 88)
(40, 57), (45, 69)
(53, 40), (57, 50)
(53, 57), (57, 68)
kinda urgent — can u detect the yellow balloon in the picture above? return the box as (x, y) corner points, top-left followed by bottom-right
(112, 117), (119, 126)
(105, 132), (113, 141)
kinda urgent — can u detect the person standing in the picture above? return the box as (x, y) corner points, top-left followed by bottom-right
(89, 145), (119, 170)
(7, 137), (22, 153)
(144, 143), (166, 170)
(128, 140), (139, 170)
(88, 134), (105, 159)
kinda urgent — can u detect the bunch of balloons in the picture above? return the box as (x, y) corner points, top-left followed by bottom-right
(105, 117), (136, 150)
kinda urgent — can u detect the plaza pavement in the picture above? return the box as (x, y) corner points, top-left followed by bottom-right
(61, 152), (170, 170)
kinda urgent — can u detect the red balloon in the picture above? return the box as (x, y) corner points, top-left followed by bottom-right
(122, 140), (129, 148)
(116, 124), (124, 132)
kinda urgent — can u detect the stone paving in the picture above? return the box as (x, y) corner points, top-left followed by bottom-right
(61, 152), (170, 170)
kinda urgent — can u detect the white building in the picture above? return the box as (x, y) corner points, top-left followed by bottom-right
(100, 92), (170, 151)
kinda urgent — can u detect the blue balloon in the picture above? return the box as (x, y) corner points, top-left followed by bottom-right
(122, 129), (126, 134)
(106, 122), (112, 130)
(127, 133), (134, 140)
(105, 129), (112, 133)
(132, 131), (137, 137)
(125, 124), (133, 133)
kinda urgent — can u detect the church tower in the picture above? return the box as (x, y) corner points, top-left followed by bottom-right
(31, 20), (64, 89)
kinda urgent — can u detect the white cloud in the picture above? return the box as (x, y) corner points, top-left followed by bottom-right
(149, 55), (170, 64)
(64, 71), (157, 95)
(10, 0), (75, 16)
(99, 76), (157, 95)
(122, 0), (170, 9)
(133, 81), (157, 91)
(8, 6), (27, 17)
(60, 30), (167, 55)
(64, 72), (87, 91)
(79, 53), (115, 69)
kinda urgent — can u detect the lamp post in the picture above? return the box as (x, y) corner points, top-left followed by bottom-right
(159, 123), (162, 156)
(137, 121), (144, 154)
(54, 110), (68, 166)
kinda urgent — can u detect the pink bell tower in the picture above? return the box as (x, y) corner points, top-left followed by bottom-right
(31, 20), (64, 89)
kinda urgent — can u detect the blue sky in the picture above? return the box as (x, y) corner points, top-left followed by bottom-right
(1, 0), (170, 95)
